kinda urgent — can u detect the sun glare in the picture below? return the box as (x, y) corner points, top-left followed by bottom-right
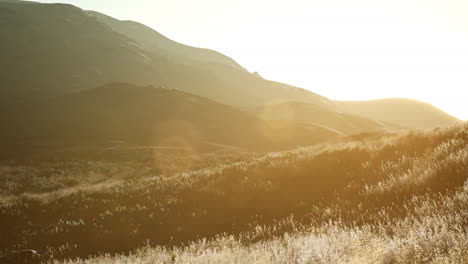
(37, 0), (468, 119)
(2, 1), (468, 262)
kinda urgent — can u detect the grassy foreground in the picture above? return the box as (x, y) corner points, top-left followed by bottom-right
(1, 123), (467, 263)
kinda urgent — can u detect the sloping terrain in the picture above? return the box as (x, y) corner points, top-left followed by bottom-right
(253, 101), (395, 135)
(0, 1), (465, 263)
(0, 83), (339, 158)
(0, 1), (163, 99)
(86, 11), (464, 129)
(86, 10), (330, 108)
(0, 1), (328, 108)
(1, 123), (466, 262)
(0, 1), (459, 130)
(336, 98), (461, 129)
(87, 11), (245, 70)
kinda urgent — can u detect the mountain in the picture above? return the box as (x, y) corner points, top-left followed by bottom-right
(0, 83), (341, 158)
(0, 1), (458, 132)
(252, 101), (393, 135)
(335, 98), (461, 129)
(87, 11), (245, 70)
(0, 1), (164, 99)
(0, 0), (35, 3)
(86, 11), (331, 108)
(0, 1), (328, 108)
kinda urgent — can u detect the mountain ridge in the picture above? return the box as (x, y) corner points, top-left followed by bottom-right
(0, 0), (329, 108)
(0, 0), (460, 133)
(87, 10), (246, 71)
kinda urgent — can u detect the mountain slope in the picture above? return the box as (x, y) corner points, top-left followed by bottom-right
(86, 10), (331, 108)
(87, 11), (245, 70)
(0, 1), (164, 99)
(253, 101), (393, 135)
(336, 98), (461, 129)
(0, 1), (458, 130)
(0, 83), (340, 158)
(0, 1), (329, 108)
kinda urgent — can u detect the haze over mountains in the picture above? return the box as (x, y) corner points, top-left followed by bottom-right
(336, 98), (461, 129)
(1, 83), (341, 158)
(0, 0), (461, 155)
(0, 0), (327, 107)
(0, 2), (466, 263)
(253, 102), (391, 135)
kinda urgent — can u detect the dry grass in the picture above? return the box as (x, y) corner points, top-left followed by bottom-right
(0, 123), (467, 263)
(58, 183), (468, 263)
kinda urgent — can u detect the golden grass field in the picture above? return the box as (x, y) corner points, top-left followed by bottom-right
(1, 123), (467, 263)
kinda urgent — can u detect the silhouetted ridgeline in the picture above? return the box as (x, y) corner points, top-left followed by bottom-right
(0, 0), (459, 129)
(0, 0), (327, 108)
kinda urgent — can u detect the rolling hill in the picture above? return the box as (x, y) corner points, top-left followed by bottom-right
(252, 101), (395, 135)
(0, 83), (341, 158)
(0, 1), (164, 99)
(0, 0), (459, 137)
(0, 0), (328, 108)
(85, 10), (332, 108)
(0, 2), (465, 262)
(336, 98), (461, 129)
(1, 122), (466, 261)
(87, 11), (245, 70)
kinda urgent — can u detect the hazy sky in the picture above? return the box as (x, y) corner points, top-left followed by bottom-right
(38, 0), (468, 120)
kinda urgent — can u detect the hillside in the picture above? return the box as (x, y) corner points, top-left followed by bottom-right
(0, 1), (466, 263)
(0, 1), (328, 108)
(0, 83), (340, 159)
(87, 11), (245, 70)
(252, 101), (395, 135)
(336, 98), (461, 129)
(1, 123), (466, 262)
(0, 1), (459, 130)
(0, 1), (163, 98)
(86, 10), (330, 108)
